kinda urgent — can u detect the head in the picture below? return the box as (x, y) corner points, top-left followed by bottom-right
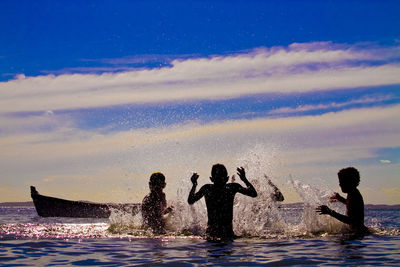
(337, 167), (360, 193)
(149, 172), (166, 192)
(210, 164), (229, 186)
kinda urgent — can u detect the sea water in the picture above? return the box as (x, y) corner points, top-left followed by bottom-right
(1, 205), (399, 266)
(1, 184), (400, 266)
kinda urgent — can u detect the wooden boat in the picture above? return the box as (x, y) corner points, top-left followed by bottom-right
(30, 186), (140, 218)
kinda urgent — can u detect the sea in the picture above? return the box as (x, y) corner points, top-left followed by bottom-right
(1, 179), (399, 266)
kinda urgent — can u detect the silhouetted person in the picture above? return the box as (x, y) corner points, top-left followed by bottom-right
(188, 164), (257, 240)
(141, 172), (173, 234)
(316, 167), (369, 234)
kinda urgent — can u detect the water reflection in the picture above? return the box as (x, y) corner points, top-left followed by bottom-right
(207, 241), (234, 258)
(337, 236), (367, 260)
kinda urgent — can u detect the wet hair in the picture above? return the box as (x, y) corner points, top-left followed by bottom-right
(211, 164), (229, 185)
(338, 167), (360, 187)
(149, 172), (166, 187)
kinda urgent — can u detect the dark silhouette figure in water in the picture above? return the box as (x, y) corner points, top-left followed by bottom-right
(141, 172), (173, 234)
(316, 167), (369, 234)
(188, 164), (258, 240)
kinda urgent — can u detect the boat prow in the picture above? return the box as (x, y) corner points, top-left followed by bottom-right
(30, 186), (140, 218)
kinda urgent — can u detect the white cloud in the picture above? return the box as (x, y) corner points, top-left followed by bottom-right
(1, 104), (399, 202)
(1, 43), (399, 114)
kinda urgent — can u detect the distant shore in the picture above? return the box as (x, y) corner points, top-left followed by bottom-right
(1, 201), (399, 210)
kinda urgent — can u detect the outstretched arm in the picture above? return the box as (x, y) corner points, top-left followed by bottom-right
(316, 205), (352, 225)
(329, 192), (346, 204)
(187, 173), (205, 204)
(265, 175), (284, 202)
(163, 206), (174, 215)
(236, 167), (257, 197)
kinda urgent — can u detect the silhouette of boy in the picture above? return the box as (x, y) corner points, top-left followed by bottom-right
(188, 164), (257, 240)
(316, 167), (369, 234)
(141, 172), (173, 234)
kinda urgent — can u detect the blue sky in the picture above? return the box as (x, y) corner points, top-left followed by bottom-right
(1, 0), (399, 204)
(2, 0), (399, 80)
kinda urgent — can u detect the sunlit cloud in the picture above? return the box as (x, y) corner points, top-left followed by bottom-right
(1, 104), (399, 202)
(1, 43), (399, 114)
(2, 104), (399, 162)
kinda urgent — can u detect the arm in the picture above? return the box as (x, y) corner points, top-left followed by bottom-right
(316, 205), (352, 224)
(160, 194), (174, 215)
(187, 173), (206, 204)
(236, 167), (257, 197)
(265, 175), (284, 202)
(318, 191), (366, 228)
(163, 206), (173, 215)
(329, 192), (346, 204)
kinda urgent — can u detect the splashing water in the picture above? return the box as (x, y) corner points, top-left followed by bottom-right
(287, 178), (346, 235)
(107, 144), (357, 238)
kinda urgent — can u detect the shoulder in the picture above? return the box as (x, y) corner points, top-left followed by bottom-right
(201, 184), (213, 189)
(197, 184), (214, 195)
(199, 184), (213, 191)
(348, 189), (364, 202)
(142, 193), (150, 202)
(141, 194), (151, 207)
(227, 183), (243, 190)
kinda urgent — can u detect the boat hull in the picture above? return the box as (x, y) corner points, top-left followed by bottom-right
(30, 186), (140, 218)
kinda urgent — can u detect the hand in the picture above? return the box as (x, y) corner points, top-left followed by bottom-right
(329, 192), (341, 203)
(316, 205), (331, 215)
(237, 167), (248, 182)
(164, 206), (174, 214)
(190, 173), (199, 185)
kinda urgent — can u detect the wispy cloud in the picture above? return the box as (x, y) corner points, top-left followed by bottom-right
(269, 94), (395, 114)
(41, 66), (137, 75)
(86, 53), (200, 65)
(1, 42), (399, 114)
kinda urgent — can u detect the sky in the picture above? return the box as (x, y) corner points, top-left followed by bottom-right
(1, 0), (399, 204)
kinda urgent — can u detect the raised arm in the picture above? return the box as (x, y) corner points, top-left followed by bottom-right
(265, 175), (284, 202)
(236, 167), (257, 197)
(187, 173), (206, 204)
